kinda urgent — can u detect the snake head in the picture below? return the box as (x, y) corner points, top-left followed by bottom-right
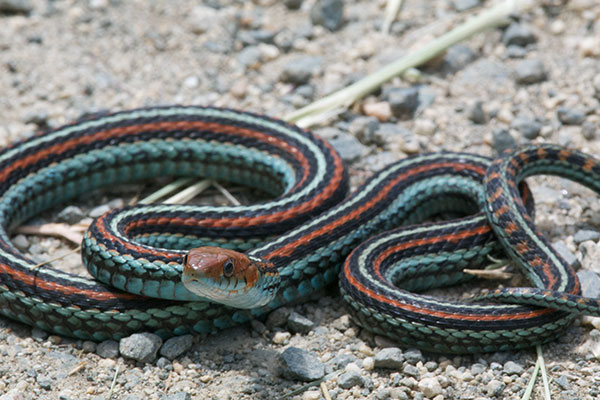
(182, 246), (279, 309)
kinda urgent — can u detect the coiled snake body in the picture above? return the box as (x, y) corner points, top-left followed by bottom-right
(1, 106), (599, 353)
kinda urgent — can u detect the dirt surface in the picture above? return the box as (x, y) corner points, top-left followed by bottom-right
(1, 0), (600, 399)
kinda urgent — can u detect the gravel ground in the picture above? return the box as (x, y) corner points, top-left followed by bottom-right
(1, 0), (600, 399)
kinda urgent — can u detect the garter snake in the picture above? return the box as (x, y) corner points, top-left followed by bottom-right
(1, 106), (599, 353)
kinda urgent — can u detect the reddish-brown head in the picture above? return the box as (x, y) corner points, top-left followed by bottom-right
(182, 246), (279, 308)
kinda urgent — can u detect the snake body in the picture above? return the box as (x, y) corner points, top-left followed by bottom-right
(1, 106), (600, 353)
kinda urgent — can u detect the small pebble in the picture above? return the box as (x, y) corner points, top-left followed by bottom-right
(514, 59), (547, 84)
(362, 357), (375, 371)
(288, 312), (315, 334)
(467, 100), (487, 124)
(0, 0), (32, 14)
(310, 0), (344, 31)
(159, 335), (193, 361)
(502, 23), (537, 47)
(266, 307), (291, 329)
(362, 102), (392, 121)
(557, 107), (586, 125)
(57, 205), (85, 224)
(418, 377), (443, 398)
(96, 340), (120, 358)
(164, 393), (191, 400)
(573, 229), (600, 244)
(388, 87), (420, 120)
(403, 348), (424, 364)
(302, 390), (321, 400)
(89, 204), (110, 219)
(280, 57), (322, 84)
(337, 369), (365, 389)
(511, 116), (541, 140)
(486, 380), (505, 397)
(492, 128), (516, 153)
(403, 364), (419, 377)
(280, 347), (325, 381)
(11, 234), (29, 251)
(552, 240), (580, 270)
(503, 361), (523, 375)
(284, 0), (303, 10)
(272, 331), (291, 344)
(82, 341), (97, 353)
(119, 333), (162, 363)
(329, 133), (369, 163)
(442, 45), (476, 73)
(374, 348), (404, 369)
(578, 270), (600, 298)
(452, 0), (481, 12)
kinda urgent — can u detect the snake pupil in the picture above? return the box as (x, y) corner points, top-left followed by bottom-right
(223, 259), (234, 277)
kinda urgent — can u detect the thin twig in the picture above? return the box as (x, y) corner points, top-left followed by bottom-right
(32, 247), (82, 269)
(163, 179), (212, 204)
(320, 381), (332, 400)
(139, 177), (196, 204)
(285, 0), (535, 128)
(67, 361), (87, 376)
(280, 369), (343, 399)
(382, 0), (404, 33)
(463, 266), (513, 280)
(521, 354), (541, 400)
(15, 223), (85, 245)
(537, 345), (551, 400)
(212, 181), (242, 206)
(108, 364), (120, 399)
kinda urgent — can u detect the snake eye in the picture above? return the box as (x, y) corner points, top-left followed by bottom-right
(223, 258), (235, 278)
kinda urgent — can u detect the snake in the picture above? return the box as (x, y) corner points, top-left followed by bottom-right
(1, 106), (600, 354)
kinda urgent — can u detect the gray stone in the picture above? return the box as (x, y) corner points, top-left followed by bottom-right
(280, 56), (322, 85)
(12, 234), (29, 251)
(89, 204), (110, 219)
(443, 45), (476, 73)
(555, 375), (570, 390)
(375, 387), (392, 400)
(374, 124), (413, 147)
(164, 393), (191, 400)
(578, 270), (600, 299)
(119, 333), (162, 363)
(503, 361), (523, 375)
(486, 379), (505, 397)
(514, 59), (547, 84)
(287, 312), (314, 334)
(492, 128), (516, 153)
(374, 348), (404, 369)
(552, 241), (580, 270)
(512, 116), (541, 140)
(388, 87), (420, 120)
(57, 205), (85, 224)
(280, 347), (325, 381)
(0, 0), (32, 14)
(237, 46), (262, 68)
(452, 0), (481, 11)
(502, 23), (537, 47)
(403, 364), (419, 377)
(310, 0), (344, 31)
(159, 334), (193, 360)
(467, 100), (487, 124)
(471, 362), (486, 374)
(31, 327), (48, 341)
(349, 116), (380, 145)
(295, 84), (315, 99)
(36, 375), (52, 390)
(156, 357), (171, 369)
(284, 0), (303, 10)
(238, 29), (276, 46)
(329, 133), (369, 163)
(96, 340), (120, 358)
(250, 319), (267, 334)
(266, 307), (290, 329)
(582, 121), (600, 140)
(403, 348), (424, 364)
(557, 107), (586, 126)
(82, 341), (96, 353)
(573, 229), (600, 244)
(338, 369), (365, 389)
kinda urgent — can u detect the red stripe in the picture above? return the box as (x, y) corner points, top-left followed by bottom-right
(267, 162), (486, 259)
